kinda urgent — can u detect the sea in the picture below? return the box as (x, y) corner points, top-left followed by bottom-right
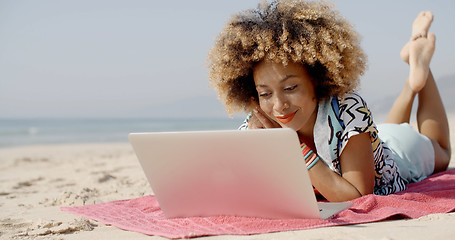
(0, 118), (244, 148)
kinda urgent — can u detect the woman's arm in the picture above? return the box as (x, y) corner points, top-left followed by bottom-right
(308, 132), (375, 202)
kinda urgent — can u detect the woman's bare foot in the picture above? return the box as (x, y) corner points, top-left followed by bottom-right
(400, 11), (434, 63)
(408, 32), (436, 92)
(400, 42), (411, 63)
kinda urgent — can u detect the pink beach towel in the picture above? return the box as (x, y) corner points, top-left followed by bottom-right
(61, 169), (455, 239)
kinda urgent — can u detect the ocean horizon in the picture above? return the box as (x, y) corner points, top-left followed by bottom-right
(0, 118), (245, 148)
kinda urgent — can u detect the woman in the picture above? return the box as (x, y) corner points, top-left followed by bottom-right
(207, 0), (450, 202)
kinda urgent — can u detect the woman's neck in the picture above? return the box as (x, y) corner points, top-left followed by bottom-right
(297, 106), (318, 149)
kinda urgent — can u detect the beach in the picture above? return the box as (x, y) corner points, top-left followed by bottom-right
(1, 119), (455, 240)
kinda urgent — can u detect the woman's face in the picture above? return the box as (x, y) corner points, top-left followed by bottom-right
(253, 61), (318, 136)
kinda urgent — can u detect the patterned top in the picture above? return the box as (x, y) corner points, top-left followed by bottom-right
(240, 92), (408, 195)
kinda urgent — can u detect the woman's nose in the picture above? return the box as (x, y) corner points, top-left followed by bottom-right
(273, 94), (289, 113)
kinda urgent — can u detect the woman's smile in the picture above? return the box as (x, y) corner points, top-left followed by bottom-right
(276, 110), (298, 124)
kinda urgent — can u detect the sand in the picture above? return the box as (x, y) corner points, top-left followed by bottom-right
(1, 121), (455, 240)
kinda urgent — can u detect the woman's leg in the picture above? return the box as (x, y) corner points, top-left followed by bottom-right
(386, 12), (450, 173)
(386, 11), (433, 124)
(417, 69), (451, 173)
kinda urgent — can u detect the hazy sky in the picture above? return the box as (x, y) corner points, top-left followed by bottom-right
(1, 0), (454, 119)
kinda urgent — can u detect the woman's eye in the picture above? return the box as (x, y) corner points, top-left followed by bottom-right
(284, 85), (297, 91)
(259, 92), (271, 98)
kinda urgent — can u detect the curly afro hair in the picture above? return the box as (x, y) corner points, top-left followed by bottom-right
(207, 0), (367, 114)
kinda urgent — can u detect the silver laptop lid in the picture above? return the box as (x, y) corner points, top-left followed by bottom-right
(129, 128), (321, 219)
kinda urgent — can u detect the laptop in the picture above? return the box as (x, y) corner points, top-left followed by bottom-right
(129, 128), (351, 219)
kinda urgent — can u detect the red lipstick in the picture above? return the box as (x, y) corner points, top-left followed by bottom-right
(276, 110), (297, 124)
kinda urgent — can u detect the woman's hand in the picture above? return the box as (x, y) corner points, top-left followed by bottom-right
(248, 107), (281, 129)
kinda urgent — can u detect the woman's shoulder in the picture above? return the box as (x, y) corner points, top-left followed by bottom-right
(336, 91), (367, 104)
(328, 91), (374, 127)
(322, 91), (367, 109)
(332, 91), (371, 115)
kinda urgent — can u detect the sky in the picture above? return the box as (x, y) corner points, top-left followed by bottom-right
(1, 0), (454, 119)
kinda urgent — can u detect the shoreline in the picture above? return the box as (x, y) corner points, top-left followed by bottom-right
(3, 111), (455, 150)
